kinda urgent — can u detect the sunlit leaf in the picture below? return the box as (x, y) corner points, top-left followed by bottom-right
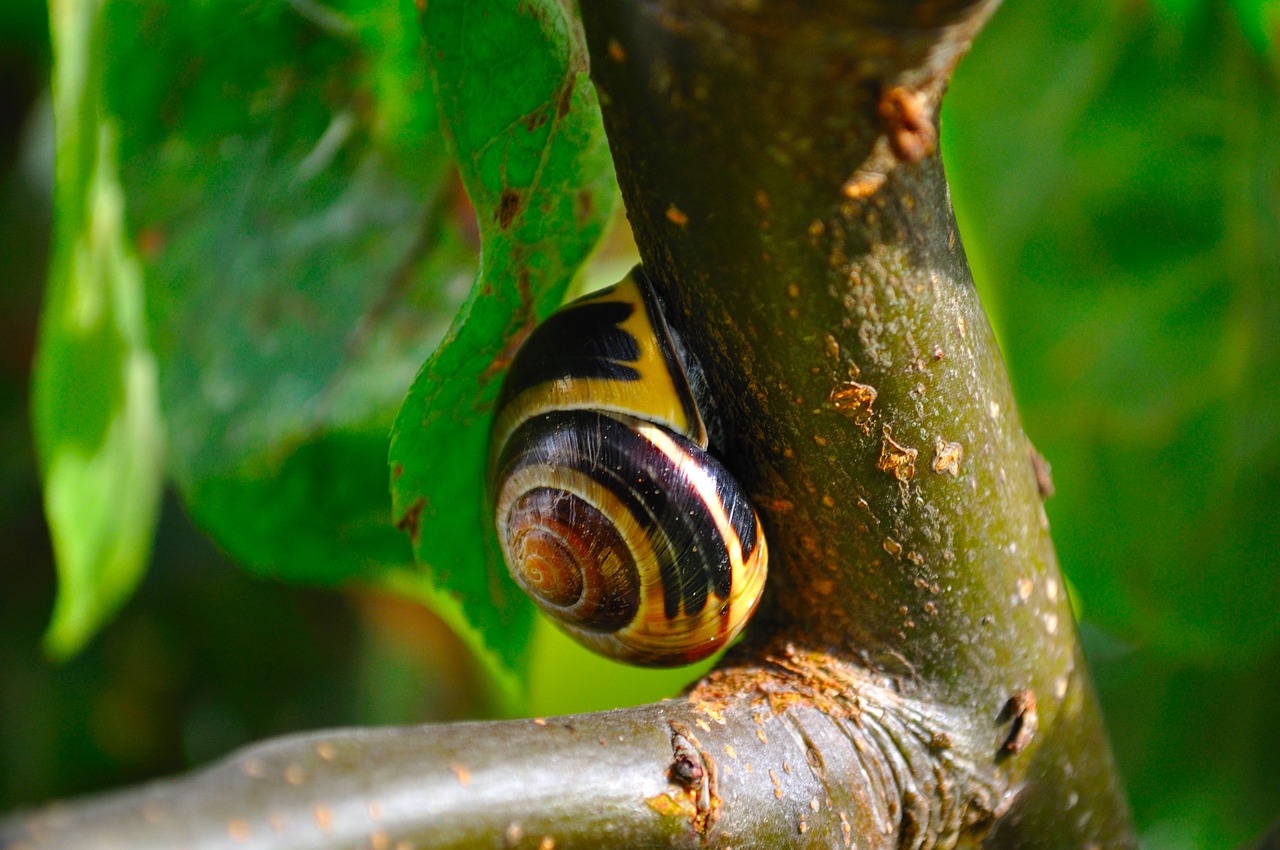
(34, 0), (165, 660)
(388, 0), (616, 693)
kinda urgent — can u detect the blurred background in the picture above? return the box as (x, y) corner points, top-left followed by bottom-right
(2, 1), (1278, 847)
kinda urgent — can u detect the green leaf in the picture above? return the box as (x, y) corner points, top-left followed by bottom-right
(389, 0), (616, 692)
(34, 0), (165, 660)
(91, 0), (505, 692)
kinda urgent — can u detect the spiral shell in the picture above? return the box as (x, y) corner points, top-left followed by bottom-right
(489, 267), (768, 666)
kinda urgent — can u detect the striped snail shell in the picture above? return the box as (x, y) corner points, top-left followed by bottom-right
(489, 266), (768, 667)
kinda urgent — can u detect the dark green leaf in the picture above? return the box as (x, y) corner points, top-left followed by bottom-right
(388, 0), (616, 690)
(95, 0), (502, 690)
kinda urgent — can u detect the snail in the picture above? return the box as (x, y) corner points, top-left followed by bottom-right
(489, 266), (768, 666)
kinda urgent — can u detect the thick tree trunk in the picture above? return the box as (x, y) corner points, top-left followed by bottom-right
(0, 2), (1136, 848)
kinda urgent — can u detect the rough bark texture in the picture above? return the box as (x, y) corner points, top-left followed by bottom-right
(578, 0), (1134, 846)
(0, 1), (1137, 848)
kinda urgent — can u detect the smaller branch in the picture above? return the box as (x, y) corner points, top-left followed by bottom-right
(3, 651), (1006, 850)
(3, 711), (688, 850)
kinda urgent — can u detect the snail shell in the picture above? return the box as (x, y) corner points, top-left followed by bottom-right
(489, 267), (768, 666)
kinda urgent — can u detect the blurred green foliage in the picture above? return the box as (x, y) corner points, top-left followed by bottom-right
(388, 0), (617, 697)
(945, 0), (1280, 845)
(34, 0), (165, 660)
(2, 0), (1279, 847)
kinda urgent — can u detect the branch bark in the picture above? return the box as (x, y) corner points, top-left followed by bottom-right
(579, 0), (1135, 845)
(0, 666), (1004, 849)
(2, 1), (1137, 848)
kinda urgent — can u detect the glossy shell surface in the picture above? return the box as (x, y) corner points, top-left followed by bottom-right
(490, 269), (767, 666)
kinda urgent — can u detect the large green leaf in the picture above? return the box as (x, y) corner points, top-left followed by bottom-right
(388, 0), (616, 691)
(33, 0), (165, 660)
(947, 1), (1280, 844)
(91, 0), (499, 692)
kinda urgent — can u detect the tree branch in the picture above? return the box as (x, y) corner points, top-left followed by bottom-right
(578, 0), (1135, 845)
(2, 651), (1005, 849)
(2, 1), (1138, 848)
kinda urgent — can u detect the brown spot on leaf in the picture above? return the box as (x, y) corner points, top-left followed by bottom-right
(556, 75), (576, 118)
(524, 108), (549, 133)
(516, 266), (532, 303)
(394, 497), (425, 543)
(495, 189), (523, 230)
(391, 463), (404, 481)
(575, 189), (594, 224)
(481, 317), (537, 385)
(759, 497), (794, 514)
